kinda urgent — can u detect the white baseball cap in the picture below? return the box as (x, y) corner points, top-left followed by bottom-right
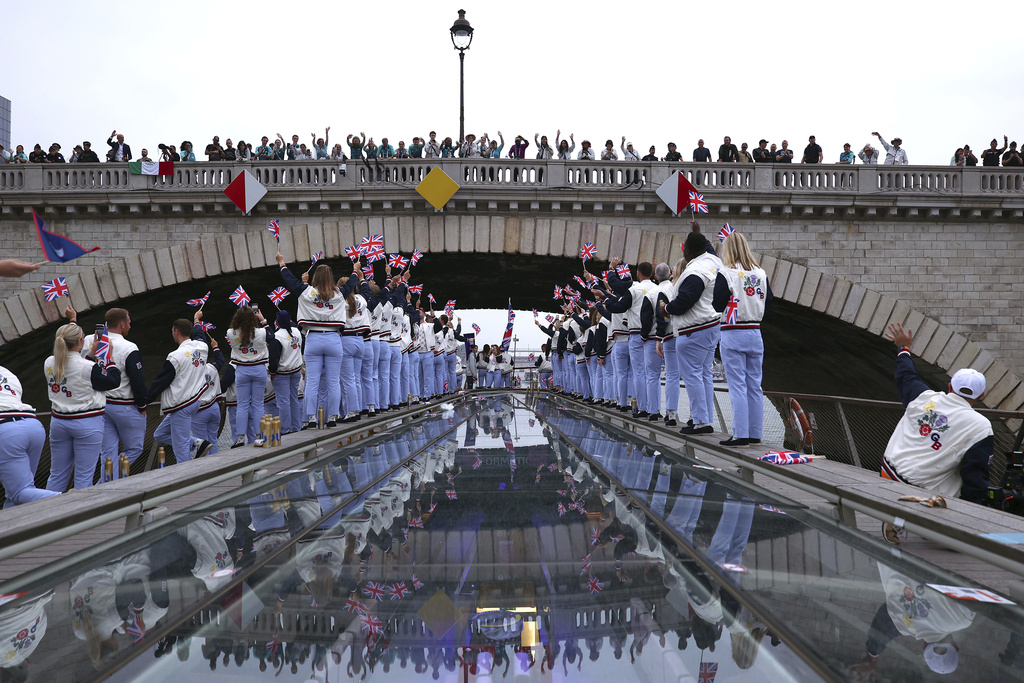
(950, 368), (986, 399)
(924, 642), (959, 674)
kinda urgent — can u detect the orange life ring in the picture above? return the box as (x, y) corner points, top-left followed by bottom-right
(787, 397), (813, 450)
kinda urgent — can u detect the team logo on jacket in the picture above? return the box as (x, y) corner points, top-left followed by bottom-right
(45, 370), (72, 397)
(917, 401), (950, 451)
(739, 270), (765, 300)
(8, 615), (42, 658)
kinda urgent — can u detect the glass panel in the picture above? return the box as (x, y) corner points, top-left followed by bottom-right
(2, 394), (1021, 682)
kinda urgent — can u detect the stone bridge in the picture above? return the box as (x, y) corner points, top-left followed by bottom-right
(0, 159), (1022, 411)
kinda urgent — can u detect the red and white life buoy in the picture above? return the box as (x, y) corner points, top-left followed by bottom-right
(787, 397), (813, 451)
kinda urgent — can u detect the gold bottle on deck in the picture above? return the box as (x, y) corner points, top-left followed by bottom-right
(317, 407), (325, 430)
(157, 446), (165, 468)
(103, 456), (114, 482)
(119, 453), (129, 478)
(272, 417), (281, 446)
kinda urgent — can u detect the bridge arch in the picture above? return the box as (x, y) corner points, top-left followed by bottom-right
(2, 214), (1020, 410)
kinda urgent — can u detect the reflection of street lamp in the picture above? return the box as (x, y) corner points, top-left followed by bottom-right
(512, 335), (520, 388)
(449, 9), (474, 146)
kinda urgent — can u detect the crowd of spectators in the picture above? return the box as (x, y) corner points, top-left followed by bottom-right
(3, 128), (1024, 167)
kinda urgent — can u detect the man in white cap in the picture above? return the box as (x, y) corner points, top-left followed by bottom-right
(880, 323), (993, 542)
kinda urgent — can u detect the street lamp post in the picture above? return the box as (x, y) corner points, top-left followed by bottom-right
(449, 9), (474, 147)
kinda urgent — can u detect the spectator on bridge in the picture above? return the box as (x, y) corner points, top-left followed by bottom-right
(440, 136), (456, 157)
(801, 135), (823, 164)
(0, 144), (9, 163)
(962, 144), (978, 166)
(600, 139), (618, 160)
(768, 142), (778, 160)
(621, 138), (640, 161)
(273, 138), (287, 160)
(67, 145), (82, 163)
(138, 149), (153, 163)
(459, 134), (481, 158)
(508, 134), (528, 159)
(159, 144), (179, 162)
(577, 140), (596, 160)
(872, 132), (908, 165)
(409, 137), (424, 158)
(331, 143), (345, 161)
(256, 136), (273, 160)
(774, 140), (794, 163)
(236, 141), (250, 161)
(28, 144), (47, 163)
(312, 128), (330, 159)
(736, 142), (752, 163)
(106, 130), (131, 162)
(347, 133), (365, 159)
(535, 134), (553, 159)
(395, 141), (409, 159)
(424, 132), (441, 158)
(752, 139), (772, 163)
(1002, 142), (1022, 166)
(839, 143), (856, 164)
(980, 136), (1008, 166)
(692, 139), (711, 162)
(222, 139), (237, 161)
(487, 132), (505, 158)
(879, 323), (993, 543)
(46, 144), (65, 163)
(556, 131), (575, 159)
(8, 144), (27, 163)
(858, 143), (879, 164)
(180, 141), (196, 162)
(717, 136), (739, 162)
(950, 148), (966, 167)
(663, 143), (682, 162)
(205, 136), (224, 161)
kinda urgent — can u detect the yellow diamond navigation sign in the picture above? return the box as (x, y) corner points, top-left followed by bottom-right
(416, 167), (460, 211)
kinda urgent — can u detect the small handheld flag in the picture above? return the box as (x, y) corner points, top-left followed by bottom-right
(718, 223), (735, 242)
(532, 308), (538, 317)
(388, 253), (409, 269)
(268, 287), (289, 306)
(616, 264), (631, 279)
(545, 314), (554, 323)
(365, 248), (385, 263)
(408, 284), (423, 294)
(41, 276), (69, 302)
(580, 242), (596, 261)
(359, 234), (384, 254)
(573, 275), (587, 288)
(345, 245), (361, 261)
(198, 321), (216, 331)
(472, 323), (481, 333)
(94, 325), (113, 370)
(305, 251), (324, 274)
(229, 286), (251, 307)
(759, 450), (813, 465)
(428, 294), (436, 304)
(689, 191), (709, 213)
(411, 249), (423, 265)
(444, 300), (456, 316)
(33, 211), (100, 263)
(553, 286), (563, 300)
(186, 291), (211, 307)
(267, 219), (280, 243)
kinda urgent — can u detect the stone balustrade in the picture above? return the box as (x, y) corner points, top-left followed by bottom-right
(2, 161), (1023, 220)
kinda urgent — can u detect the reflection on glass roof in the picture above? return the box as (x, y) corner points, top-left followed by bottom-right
(2, 393), (1023, 682)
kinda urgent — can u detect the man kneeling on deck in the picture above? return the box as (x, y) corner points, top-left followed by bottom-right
(880, 323), (993, 544)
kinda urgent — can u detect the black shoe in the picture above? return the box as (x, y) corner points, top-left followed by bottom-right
(680, 425), (713, 435)
(195, 440), (213, 458)
(648, 413), (661, 422)
(326, 419), (338, 428)
(665, 418), (677, 427)
(719, 437), (750, 447)
(360, 409), (369, 415)
(301, 421), (316, 431)
(749, 438), (761, 444)
(635, 410), (649, 419)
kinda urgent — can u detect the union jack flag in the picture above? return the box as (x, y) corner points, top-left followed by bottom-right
(444, 299), (455, 316)
(689, 191), (709, 213)
(446, 489), (458, 500)
(266, 631), (280, 659)
(718, 223), (735, 242)
(759, 451), (812, 465)
(573, 275), (587, 288)
(528, 353), (535, 361)
(472, 323), (480, 333)
(591, 528), (601, 545)
(94, 325), (113, 370)
(363, 581), (387, 601)
(388, 253), (409, 269)
(267, 219), (280, 242)
(365, 247), (385, 263)
(268, 287), (289, 306)
(228, 286), (250, 307)
(532, 308), (538, 317)
(345, 594), (368, 614)
(698, 662), (718, 683)
(580, 242), (597, 261)
(41, 276), (69, 302)
(616, 264), (631, 279)
(411, 574), (423, 590)
(587, 576), (604, 594)
(345, 245), (361, 261)
(545, 315), (554, 323)
(186, 290), (211, 307)
(535, 473), (541, 483)
(408, 284), (423, 294)
(557, 502), (566, 516)
(198, 321), (216, 331)
(472, 455), (482, 469)
(553, 285), (563, 300)
(724, 296), (739, 325)
(310, 251), (324, 265)
(360, 613), (384, 634)
(408, 516), (425, 529)
(580, 561), (591, 575)
(411, 249), (423, 265)
(124, 608), (145, 643)
(428, 294), (436, 304)
(503, 430), (515, 454)
(389, 582), (409, 600)
(359, 234), (384, 254)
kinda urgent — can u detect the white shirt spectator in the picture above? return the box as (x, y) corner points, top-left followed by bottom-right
(859, 146), (880, 164)
(876, 135), (908, 165)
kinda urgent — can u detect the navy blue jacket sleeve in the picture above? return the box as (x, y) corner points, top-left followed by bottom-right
(210, 347), (225, 372)
(123, 349), (148, 408)
(712, 273), (731, 312)
(279, 266), (309, 296)
(453, 323), (466, 342)
(146, 361), (176, 404)
(267, 328), (282, 373)
(596, 324), (609, 356)
(358, 279), (373, 299)
(191, 324), (206, 343)
(602, 290), (632, 314)
(607, 271), (631, 296)
(665, 275), (705, 316)
(960, 435), (993, 504)
(640, 297), (654, 337)
(572, 314), (590, 331)
(894, 351), (930, 408)
(221, 364), (236, 392)
(538, 324), (554, 337)
(90, 364), (122, 391)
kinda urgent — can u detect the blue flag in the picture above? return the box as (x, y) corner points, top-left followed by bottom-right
(33, 210), (100, 262)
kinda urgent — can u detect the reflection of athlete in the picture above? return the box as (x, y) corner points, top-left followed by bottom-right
(0, 592), (52, 671)
(0, 365), (60, 506)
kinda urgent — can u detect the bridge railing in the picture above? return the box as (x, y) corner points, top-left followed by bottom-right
(4, 160), (1024, 198)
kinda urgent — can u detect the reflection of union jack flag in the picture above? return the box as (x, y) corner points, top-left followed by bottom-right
(554, 285), (563, 300)
(587, 576), (604, 594)
(41, 277), (69, 302)
(360, 614), (384, 634)
(580, 242), (596, 261)
(472, 323), (480, 333)
(408, 284), (423, 294)
(365, 247), (385, 263)
(580, 561), (591, 575)
(198, 321), (216, 331)
(472, 455), (482, 469)
(558, 502), (566, 516)
(689, 191), (708, 213)
(125, 609), (145, 643)
(535, 473), (541, 483)
(616, 264), (631, 279)
(267, 219), (280, 242)
(724, 296), (739, 324)
(389, 582), (409, 600)
(186, 290), (211, 307)
(411, 574), (423, 590)
(503, 430), (515, 454)
(268, 287), (289, 305)
(363, 582), (387, 601)
(266, 631), (280, 659)
(345, 245), (361, 260)
(698, 662), (718, 683)
(591, 528), (601, 545)
(229, 286), (250, 307)
(345, 594), (368, 614)
(94, 325), (113, 370)
(360, 234), (384, 253)
(446, 489), (458, 500)
(759, 504), (787, 515)
(388, 253), (409, 269)
(409, 516), (424, 528)
(411, 249), (423, 265)
(718, 223), (735, 242)
(759, 451), (812, 465)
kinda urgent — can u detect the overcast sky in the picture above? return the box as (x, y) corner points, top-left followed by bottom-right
(3, 1), (1023, 165)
